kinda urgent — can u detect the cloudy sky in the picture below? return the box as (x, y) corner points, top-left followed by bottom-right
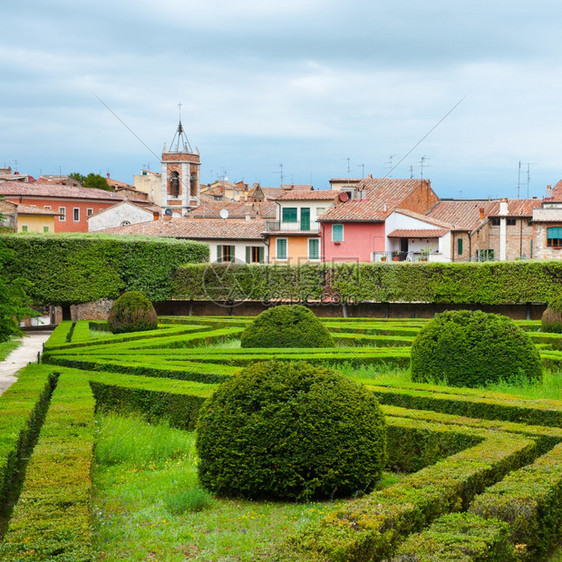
(2, 0), (562, 198)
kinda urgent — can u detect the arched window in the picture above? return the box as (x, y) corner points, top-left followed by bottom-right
(170, 171), (180, 198)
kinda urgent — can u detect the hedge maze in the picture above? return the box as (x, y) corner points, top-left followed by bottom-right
(0, 317), (560, 560)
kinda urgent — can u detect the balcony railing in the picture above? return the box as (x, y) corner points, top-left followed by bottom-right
(265, 220), (320, 232)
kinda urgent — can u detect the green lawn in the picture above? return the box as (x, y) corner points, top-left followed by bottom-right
(93, 413), (402, 561)
(0, 338), (21, 362)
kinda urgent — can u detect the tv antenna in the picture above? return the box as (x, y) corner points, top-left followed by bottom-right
(345, 157), (351, 178)
(419, 155), (430, 179)
(518, 161), (537, 198)
(358, 163), (365, 177)
(274, 163), (284, 186)
(385, 155), (395, 177)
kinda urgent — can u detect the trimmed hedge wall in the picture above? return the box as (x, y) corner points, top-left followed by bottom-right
(0, 369), (95, 561)
(469, 442), (562, 558)
(392, 512), (515, 561)
(291, 433), (536, 560)
(0, 233), (208, 305)
(174, 261), (562, 304)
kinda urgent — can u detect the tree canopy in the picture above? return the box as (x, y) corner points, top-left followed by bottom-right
(69, 172), (112, 191)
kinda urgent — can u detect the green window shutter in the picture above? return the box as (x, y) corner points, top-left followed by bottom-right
(547, 227), (562, 238)
(309, 238), (319, 259)
(245, 246), (251, 264)
(276, 238), (287, 259)
(258, 246), (265, 263)
(282, 207), (297, 223)
(457, 238), (463, 255)
(229, 246), (235, 262)
(332, 224), (344, 242)
(216, 245), (222, 263)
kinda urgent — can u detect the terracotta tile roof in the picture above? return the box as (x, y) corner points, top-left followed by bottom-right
(260, 187), (285, 199)
(426, 200), (495, 231)
(189, 200), (276, 219)
(100, 217), (267, 240)
(273, 190), (340, 201)
(387, 228), (449, 238)
(0, 181), (146, 203)
(486, 198), (543, 217)
(394, 208), (452, 228)
(319, 178), (433, 222)
(16, 204), (62, 216)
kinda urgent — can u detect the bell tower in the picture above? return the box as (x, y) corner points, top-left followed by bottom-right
(161, 104), (201, 216)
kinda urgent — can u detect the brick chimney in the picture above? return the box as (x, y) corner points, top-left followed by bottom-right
(479, 207), (485, 220)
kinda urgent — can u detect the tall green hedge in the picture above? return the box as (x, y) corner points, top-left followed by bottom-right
(0, 233), (209, 305)
(173, 261), (562, 304)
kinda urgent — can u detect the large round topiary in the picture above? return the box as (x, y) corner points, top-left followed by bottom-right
(410, 310), (542, 388)
(542, 293), (562, 333)
(196, 361), (387, 501)
(107, 290), (158, 334)
(240, 305), (334, 348)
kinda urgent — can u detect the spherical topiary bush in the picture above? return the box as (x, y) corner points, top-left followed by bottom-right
(240, 305), (334, 348)
(542, 294), (562, 333)
(196, 361), (386, 501)
(107, 290), (158, 334)
(410, 310), (542, 388)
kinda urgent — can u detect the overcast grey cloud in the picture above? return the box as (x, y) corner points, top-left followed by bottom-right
(2, 0), (562, 198)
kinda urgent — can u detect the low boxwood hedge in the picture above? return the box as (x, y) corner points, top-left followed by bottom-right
(0, 369), (95, 561)
(469, 442), (562, 558)
(392, 512), (515, 561)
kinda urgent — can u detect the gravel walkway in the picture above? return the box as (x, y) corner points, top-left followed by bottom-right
(0, 331), (53, 396)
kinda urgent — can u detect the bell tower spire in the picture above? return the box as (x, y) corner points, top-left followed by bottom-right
(161, 103), (201, 215)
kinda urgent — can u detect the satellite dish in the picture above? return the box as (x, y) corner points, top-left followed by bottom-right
(220, 208), (229, 219)
(338, 192), (349, 202)
(164, 208), (173, 216)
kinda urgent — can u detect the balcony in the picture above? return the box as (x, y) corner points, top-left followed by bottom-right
(265, 220), (320, 233)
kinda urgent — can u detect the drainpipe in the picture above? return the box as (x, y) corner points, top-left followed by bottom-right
(499, 198), (508, 261)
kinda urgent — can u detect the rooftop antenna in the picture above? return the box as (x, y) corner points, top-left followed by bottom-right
(274, 163), (283, 187)
(517, 161), (522, 198)
(385, 155), (395, 178)
(358, 163), (365, 177)
(345, 157), (351, 178)
(409, 164), (414, 179)
(419, 155), (430, 179)
(522, 162), (536, 198)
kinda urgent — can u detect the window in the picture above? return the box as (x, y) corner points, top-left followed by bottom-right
(43, 226), (49, 233)
(547, 227), (562, 248)
(245, 246), (265, 264)
(44, 205), (51, 210)
(507, 218), (516, 226)
(491, 218), (500, 226)
(332, 224), (344, 242)
(216, 245), (235, 262)
(477, 249), (495, 261)
(457, 238), (463, 256)
(308, 238), (320, 260)
(21, 225), (28, 232)
(87, 208), (94, 216)
(73, 208), (80, 222)
(276, 238), (288, 260)
(282, 207), (297, 223)
(59, 207), (66, 221)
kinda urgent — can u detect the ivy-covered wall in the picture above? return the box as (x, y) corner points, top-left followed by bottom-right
(1, 234), (209, 305)
(173, 261), (562, 305)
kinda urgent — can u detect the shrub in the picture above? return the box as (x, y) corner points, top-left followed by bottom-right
(410, 310), (542, 388)
(541, 293), (562, 333)
(196, 360), (386, 501)
(107, 291), (158, 334)
(240, 305), (334, 348)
